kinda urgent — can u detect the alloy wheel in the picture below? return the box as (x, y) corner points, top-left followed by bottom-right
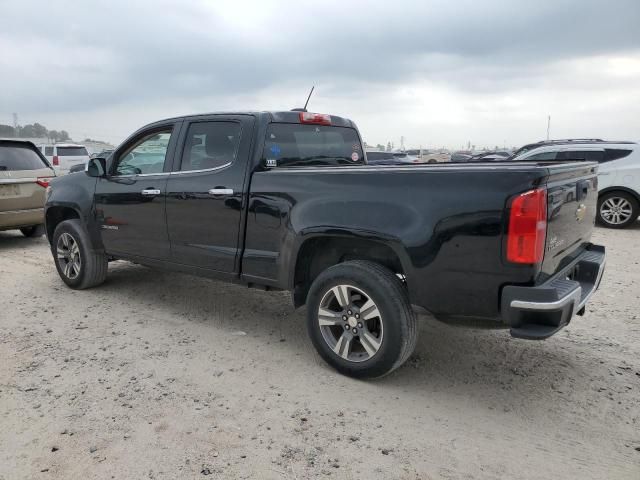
(600, 197), (633, 225)
(317, 284), (384, 363)
(56, 233), (82, 280)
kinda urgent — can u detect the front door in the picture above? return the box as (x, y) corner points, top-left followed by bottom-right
(94, 122), (181, 259)
(165, 115), (254, 273)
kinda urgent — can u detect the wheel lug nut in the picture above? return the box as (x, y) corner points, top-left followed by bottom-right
(355, 313), (360, 319)
(342, 315), (347, 321)
(358, 322), (363, 328)
(347, 310), (353, 315)
(352, 328), (357, 334)
(344, 325), (349, 330)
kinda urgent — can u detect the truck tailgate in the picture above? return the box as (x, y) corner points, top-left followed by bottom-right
(541, 162), (598, 278)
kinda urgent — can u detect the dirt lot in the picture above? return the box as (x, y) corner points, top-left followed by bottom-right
(1, 225), (639, 480)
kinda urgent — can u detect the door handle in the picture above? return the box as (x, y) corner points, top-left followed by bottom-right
(141, 188), (161, 196)
(208, 188), (234, 196)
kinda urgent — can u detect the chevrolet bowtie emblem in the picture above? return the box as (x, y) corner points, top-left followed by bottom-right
(576, 203), (587, 222)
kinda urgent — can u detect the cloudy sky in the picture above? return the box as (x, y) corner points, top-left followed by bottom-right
(1, 0), (639, 149)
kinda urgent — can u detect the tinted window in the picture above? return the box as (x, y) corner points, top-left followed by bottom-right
(556, 150), (603, 162)
(0, 143), (49, 171)
(526, 151), (557, 161)
(603, 149), (633, 162)
(115, 131), (172, 175)
(57, 146), (88, 157)
(263, 124), (363, 167)
(180, 122), (241, 171)
(45, 146), (54, 156)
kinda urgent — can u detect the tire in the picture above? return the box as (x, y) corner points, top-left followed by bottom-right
(52, 219), (108, 289)
(20, 224), (45, 237)
(306, 260), (417, 379)
(597, 191), (639, 229)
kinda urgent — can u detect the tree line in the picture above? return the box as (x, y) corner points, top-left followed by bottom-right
(0, 122), (70, 142)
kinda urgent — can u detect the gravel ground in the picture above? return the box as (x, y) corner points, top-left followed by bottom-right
(1, 224), (639, 480)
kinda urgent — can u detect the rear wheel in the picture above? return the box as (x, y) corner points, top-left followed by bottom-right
(52, 219), (107, 289)
(597, 192), (639, 228)
(306, 261), (417, 379)
(20, 225), (45, 237)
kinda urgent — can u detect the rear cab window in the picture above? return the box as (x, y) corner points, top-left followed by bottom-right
(0, 143), (50, 171)
(262, 123), (364, 167)
(57, 146), (88, 157)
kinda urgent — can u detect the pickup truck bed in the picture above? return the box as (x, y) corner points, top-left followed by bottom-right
(45, 110), (605, 378)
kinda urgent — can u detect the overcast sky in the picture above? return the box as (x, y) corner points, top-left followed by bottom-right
(1, 0), (639, 149)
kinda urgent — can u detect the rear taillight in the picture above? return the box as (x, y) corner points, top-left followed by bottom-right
(52, 155), (59, 166)
(36, 177), (52, 188)
(506, 188), (547, 264)
(299, 112), (332, 125)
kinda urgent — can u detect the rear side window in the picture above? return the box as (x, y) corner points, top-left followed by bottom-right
(57, 146), (88, 157)
(366, 152), (394, 161)
(179, 121), (241, 171)
(0, 143), (49, 171)
(45, 146), (54, 156)
(603, 149), (633, 162)
(556, 150), (604, 162)
(526, 151), (557, 161)
(263, 124), (364, 167)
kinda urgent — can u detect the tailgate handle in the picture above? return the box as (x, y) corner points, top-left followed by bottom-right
(576, 180), (589, 202)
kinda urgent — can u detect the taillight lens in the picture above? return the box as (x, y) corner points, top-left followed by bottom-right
(506, 188), (547, 264)
(299, 112), (332, 125)
(36, 177), (52, 188)
(52, 155), (59, 166)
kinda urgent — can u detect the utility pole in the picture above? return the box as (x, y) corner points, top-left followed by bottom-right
(546, 115), (551, 140)
(12, 113), (19, 130)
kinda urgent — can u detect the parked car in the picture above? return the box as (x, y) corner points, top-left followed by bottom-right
(1, 140), (55, 237)
(365, 150), (398, 165)
(469, 151), (512, 162)
(405, 149), (450, 163)
(45, 110), (605, 378)
(38, 143), (90, 175)
(510, 139), (640, 228)
(450, 151), (474, 162)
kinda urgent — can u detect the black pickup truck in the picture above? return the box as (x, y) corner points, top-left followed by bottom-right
(45, 111), (606, 378)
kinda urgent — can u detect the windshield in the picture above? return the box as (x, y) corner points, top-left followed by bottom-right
(57, 146), (88, 157)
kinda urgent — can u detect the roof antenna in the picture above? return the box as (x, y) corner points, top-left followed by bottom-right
(291, 86), (315, 112)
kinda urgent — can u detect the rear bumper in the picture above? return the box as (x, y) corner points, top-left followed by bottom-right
(501, 244), (606, 340)
(0, 208), (44, 230)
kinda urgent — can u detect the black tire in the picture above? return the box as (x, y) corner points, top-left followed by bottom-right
(20, 224), (45, 237)
(306, 260), (417, 379)
(597, 191), (639, 229)
(52, 219), (108, 289)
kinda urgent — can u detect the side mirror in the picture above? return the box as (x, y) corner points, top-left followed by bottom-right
(86, 157), (106, 177)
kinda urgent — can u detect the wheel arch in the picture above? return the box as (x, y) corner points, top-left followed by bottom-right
(45, 205), (82, 244)
(290, 233), (409, 308)
(598, 186), (640, 204)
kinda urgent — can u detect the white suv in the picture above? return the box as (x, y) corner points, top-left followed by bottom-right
(38, 143), (90, 175)
(512, 139), (640, 228)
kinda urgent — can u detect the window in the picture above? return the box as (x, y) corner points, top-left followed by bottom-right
(45, 146), (54, 156)
(603, 149), (633, 162)
(526, 151), (557, 161)
(0, 143), (49, 171)
(115, 130), (172, 176)
(262, 124), (364, 167)
(556, 150), (604, 162)
(57, 146), (88, 157)
(180, 122), (241, 171)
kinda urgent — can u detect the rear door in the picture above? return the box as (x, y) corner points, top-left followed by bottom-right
(94, 122), (181, 259)
(165, 115), (254, 273)
(0, 142), (54, 228)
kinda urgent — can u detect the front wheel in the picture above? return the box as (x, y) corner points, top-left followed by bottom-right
(52, 219), (108, 289)
(597, 192), (639, 228)
(306, 261), (417, 379)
